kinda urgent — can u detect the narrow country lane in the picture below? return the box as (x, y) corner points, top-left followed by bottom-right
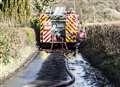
(1, 0), (120, 87)
(1, 52), (114, 87)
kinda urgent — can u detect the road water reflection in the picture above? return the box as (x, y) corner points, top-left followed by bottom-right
(68, 54), (114, 87)
(1, 52), (114, 87)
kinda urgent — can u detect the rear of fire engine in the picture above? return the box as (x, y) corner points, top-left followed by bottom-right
(39, 7), (86, 50)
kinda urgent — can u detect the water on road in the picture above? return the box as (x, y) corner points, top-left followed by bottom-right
(67, 54), (114, 87)
(1, 52), (114, 87)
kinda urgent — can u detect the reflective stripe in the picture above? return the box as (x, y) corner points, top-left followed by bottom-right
(40, 15), (52, 42)
(66, 26), (72, 34)
(66, 36), (72, 42)
(67, 21), (77, 33)
(66, 14), (78, 42)
(43, 30), (51, 42)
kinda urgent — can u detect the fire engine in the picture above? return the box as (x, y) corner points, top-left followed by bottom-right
(39, 7), (86, 50)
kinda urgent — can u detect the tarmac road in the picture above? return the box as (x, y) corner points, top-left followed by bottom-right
(1, 51), (114, 87)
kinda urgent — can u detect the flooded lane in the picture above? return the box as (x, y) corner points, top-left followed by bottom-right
(1, 52), (114, 87)
(68, 54), (114, 87)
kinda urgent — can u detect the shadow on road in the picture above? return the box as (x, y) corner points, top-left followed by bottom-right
(29, 52), (67, 87)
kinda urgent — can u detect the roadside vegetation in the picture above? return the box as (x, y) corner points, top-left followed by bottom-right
(75, 0), (120, 85)
(0, 0), (55, 65)
(0, 27), (36, 64)
(0, 0), (55, 83)
(0, 0), (30, 26)
(76, 0), (120, 23)
(80, 22), (120, 86)
(0, 27), (36, 82)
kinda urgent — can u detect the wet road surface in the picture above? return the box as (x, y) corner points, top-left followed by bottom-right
(67, 54), (114, 87)
(1, 52), (114, 87)
(1, 52), (45, 87)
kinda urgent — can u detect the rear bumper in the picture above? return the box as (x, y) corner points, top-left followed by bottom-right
(39, 42), (78, 50)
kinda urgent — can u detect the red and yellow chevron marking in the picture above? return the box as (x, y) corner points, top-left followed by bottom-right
(43, 30), (51, 42)
(66, 22), (77, 34)
(65, 14), (77, 42)
(40, 15), (48, 33)
(40, 15), (52, 43)
(66, 35), (73, 42)
(40, 15), (50, 25)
